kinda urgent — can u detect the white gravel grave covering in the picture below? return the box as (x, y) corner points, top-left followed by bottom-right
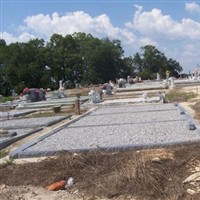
(24, 121), (200, 152)
(0, 128), (33, 142)
(22, 103), (200, 153)
(0, 109), (36, 118)
(0, 116), (67, 129)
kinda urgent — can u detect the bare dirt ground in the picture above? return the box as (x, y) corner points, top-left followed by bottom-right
(1, 86), (200, 200)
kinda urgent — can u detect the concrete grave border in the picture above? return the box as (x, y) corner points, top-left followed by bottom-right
(0, 115), (69, 129)
(9, 104), (200, 159)
(0, 116), (70, 150)
(0, 128), (43, 150)
(10, 107), (98, 159)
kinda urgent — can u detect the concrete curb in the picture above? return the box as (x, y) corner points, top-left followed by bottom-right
(12, 110), (37, 117)
(1, 115), (70, 129)
(10, 140), (200, 159)
(0, 128), (43, 151)
(45, 115), (70, 127)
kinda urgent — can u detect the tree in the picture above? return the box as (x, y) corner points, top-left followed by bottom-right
(133, 45), (183, 79)
(46, 34), (82, 87)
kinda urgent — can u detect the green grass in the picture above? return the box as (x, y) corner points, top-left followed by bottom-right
(27, 112), (55, 118)
(0, 96), (13, 103)
(0, 159), (14, 169)
(0, 150), (14, 169)
(166, 89), (197, 102)
(0, 150), (8, 158)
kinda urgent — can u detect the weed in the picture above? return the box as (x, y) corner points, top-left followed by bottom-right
(166, 89), (197, 102)
(0, 159), (14, 169)
(0, 96), (13, 103)
(0, 150), (8, 159)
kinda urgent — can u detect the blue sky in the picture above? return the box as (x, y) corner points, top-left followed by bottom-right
(1, 0), (200, 73)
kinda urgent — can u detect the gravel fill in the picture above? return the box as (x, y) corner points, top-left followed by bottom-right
(0, 116), (67, 129)
(0, 109), (36, 118)
(0, 128), (33, 142)
(24, 121), (200, 152)
(90, 104), (177, 114)
(22, 103), (200, 153)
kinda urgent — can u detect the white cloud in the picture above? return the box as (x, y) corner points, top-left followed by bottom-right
(22, 11), (139, 54)
(23, 11), (127, 40)
(185, 2), (200, 13)
(138, 37), (158, 47)
(126, 5), (200, 40)
(0, 32), (35, 44)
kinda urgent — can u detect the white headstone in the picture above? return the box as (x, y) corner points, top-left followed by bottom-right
(88, 90), (101, 103)
(156, 73), (160, 81)
(59, 80), (64, 91)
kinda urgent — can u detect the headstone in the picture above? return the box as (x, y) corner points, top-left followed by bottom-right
(156, 73), (160, 81)
(118, 78), (126, 88)
(158, 91), (166, 103)
(88, 90), (101, 103)
(166, 70), (170, 82)
(23, 88), (46, 102)
(169, 77), (175, 89)
(142, 92), (148, 102)
(102, 83), (112, 95)
(59, 80), (64, 91)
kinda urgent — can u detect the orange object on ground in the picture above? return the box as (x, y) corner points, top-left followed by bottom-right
(46, 180), (66, 191)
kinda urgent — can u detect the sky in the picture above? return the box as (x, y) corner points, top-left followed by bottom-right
(1, 0), (200, 73)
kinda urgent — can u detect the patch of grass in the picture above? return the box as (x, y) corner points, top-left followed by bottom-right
(191, 101), (200, 122)
(0, 96), (13, 103)
(0, 159), (14, 169)
(0, 150), (8, 158)
(166, 89), (197, 102)
(28, 112), (55, 118)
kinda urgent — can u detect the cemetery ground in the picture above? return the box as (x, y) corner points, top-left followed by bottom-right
(1, 86), (200, 200)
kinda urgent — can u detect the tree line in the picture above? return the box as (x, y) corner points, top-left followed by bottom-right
(0, 32), (182, 96)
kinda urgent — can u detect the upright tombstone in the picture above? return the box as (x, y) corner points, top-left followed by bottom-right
(169, 77), (175, 89)
(59, 80), (64, 91)
(142, 92), (148, 103)
(118, 78), (126, 88)
(88, 90), (101, 103)
(158, 91), (166, 103)
(156, 73), (160, 81)
(102, 83), (112, 95)
(166, 70), (170, 83)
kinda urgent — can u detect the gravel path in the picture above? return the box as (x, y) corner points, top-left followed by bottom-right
(22, 103), (200, 153)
